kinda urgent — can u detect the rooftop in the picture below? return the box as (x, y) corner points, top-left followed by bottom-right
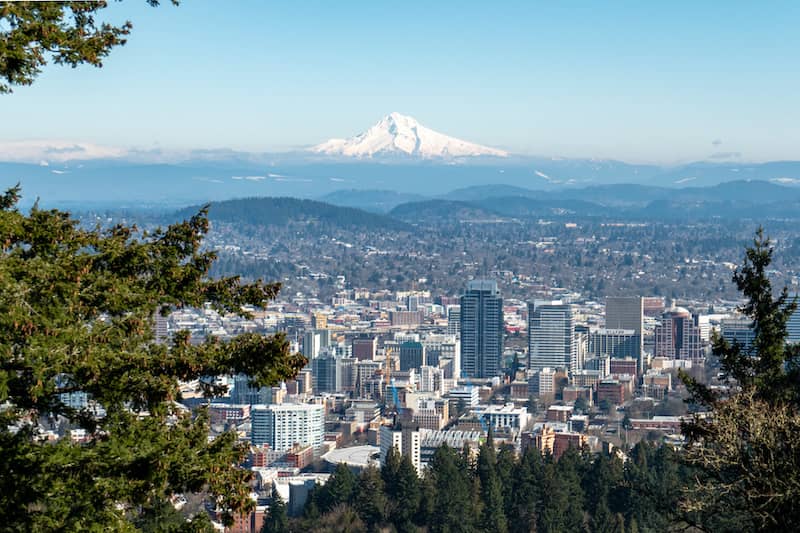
(321, 445), (380, 467)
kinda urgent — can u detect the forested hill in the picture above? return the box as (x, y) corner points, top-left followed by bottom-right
(389, 199), (503, 222)
(175, 197), (410, 231)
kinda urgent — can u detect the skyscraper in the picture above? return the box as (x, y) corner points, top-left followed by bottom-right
(653, 307), (704, 362)
(528, 302), (577, 373)
(303, 329), (331, 360)
(311, 351), (337, 394)
(460, 280), (503, 379)
(447, 306), (461, 336)
(720, 317), (755, 352)
(399, 341), (425, 371)
(231, 374), (273, 405)
(605, 296), (644, 370)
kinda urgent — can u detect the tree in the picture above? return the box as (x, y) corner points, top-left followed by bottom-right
(508, 446), (544, 533)
(354, 466), (387, 532)
(573, 396), (589, 414)
(318, 463), (357, 513)
(0, 187), (307, 530)
(261, 493), (289, 533)
(476, 439), (507, 533)
(428, 444), (474, 533)
(0, 1), (178, 93)
(380, 447), (420, 532)
(680, 228), (800, 530)
(306, 504), (365, 533)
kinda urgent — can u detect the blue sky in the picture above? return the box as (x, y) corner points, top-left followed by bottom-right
(2, 1), (800, 163)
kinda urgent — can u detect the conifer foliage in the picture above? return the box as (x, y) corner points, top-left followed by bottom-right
(0, 187), (306, 530)
(0, 1), (177, 93)
(294, 441), (684, 533)
(681, 227), (800, 530)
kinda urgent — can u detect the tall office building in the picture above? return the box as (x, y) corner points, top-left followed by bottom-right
(421, 334), (459, 368)
(528, 302), (577, 373)
(352, 337), (377, 361)
(447, 306), (461, 336)
(311, 351), (337, 394)
(336, 357), (356, 393)
(588, 329), (642, 361)
(302, 329), (331, 360)
(399, 341), (425, 371)
(720, 318), (756, 352)
(653, 307), (704, 362)
(231, 374), (273, 405)
(460, 280), (503, 379)
(605, 296), (644, 370)
(251, 403), (325, 452)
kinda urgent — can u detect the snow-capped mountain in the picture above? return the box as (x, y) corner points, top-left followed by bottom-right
(310, 112), (508, 159)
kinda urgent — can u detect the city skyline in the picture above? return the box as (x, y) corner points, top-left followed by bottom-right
(4, 2), (800, 530)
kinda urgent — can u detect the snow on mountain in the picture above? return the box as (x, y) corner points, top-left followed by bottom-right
(310, 112), (508, 159)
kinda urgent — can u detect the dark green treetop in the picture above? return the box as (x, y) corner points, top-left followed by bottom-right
(0, 1), (178, 93)
(0, 186), (306, 530)
(680, 227), (800, 530)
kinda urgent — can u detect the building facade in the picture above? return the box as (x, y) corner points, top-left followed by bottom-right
(251, 403), (325, 453)
(460, 280), (503, 379)
(528, 302), (577, 373)
(605, 296), (644, 370)
(653, 307), (704, 362)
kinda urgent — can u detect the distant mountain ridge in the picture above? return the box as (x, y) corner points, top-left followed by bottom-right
(320, 189), (426, 213)
(174, 197), (410, 231)
(329, 179), (800, 221)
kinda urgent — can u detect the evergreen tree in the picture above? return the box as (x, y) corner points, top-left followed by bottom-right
(307, 504), (366, 533)
(508, 446), (543, 533)
(476, 441), (507, 533)
(0, 1), (178, 93)
(495, 445), (516, 519)
(538, 460), (569, 533)
(354, 466), (387, 531)
(681, 228), (800, 530)
(302, 486), (322, 522)
(261, 493), (289, 533)
(414, 473), (436, 527)
(133, 497), (189, 532)
(0, 188), (306, 529)
(429, 444), (474, 533)
(393, 455), (421, 532)
(319, 463), (358, 512)
(584, 452), (624, 531)
(553, 447), (586, 532)
(381, 448), (419, 532)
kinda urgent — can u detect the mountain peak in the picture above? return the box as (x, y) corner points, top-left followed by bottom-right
(310, 113), (508, 159)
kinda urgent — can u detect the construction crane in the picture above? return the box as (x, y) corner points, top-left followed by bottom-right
(383, 347), (394, 382)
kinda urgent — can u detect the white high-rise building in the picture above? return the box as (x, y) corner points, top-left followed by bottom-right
(379, 425), (421, 475)
(418, 365), (443, 394)
(251, 403), (325, 453)
(528, 302), (577, 373)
